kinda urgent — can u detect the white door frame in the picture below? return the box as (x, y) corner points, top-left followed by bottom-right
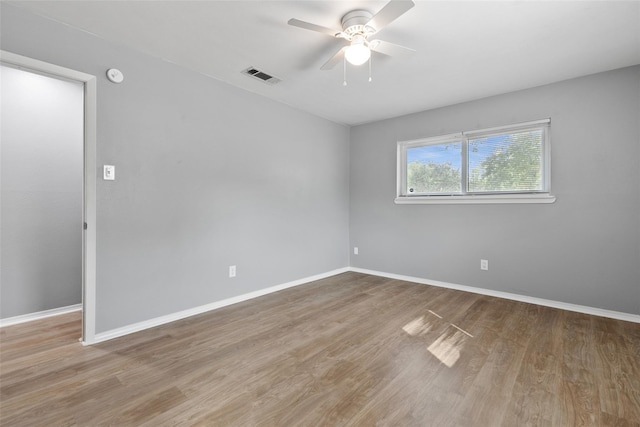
(1, 50), (98, 344)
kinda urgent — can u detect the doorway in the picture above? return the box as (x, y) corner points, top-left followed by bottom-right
(0, 51), (97, 344)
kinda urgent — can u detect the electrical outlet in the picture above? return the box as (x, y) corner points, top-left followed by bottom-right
(354, 247), (359, 255)
(480, 259), (489, 271)
(229, 265), (236, 278)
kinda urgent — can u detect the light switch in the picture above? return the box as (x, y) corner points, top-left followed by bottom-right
(103, 165), (115, 180)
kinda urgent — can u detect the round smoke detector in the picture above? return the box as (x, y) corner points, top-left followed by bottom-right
(106, 68), (124, 84)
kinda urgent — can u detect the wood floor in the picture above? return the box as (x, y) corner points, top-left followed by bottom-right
(1, 272), (639, 426)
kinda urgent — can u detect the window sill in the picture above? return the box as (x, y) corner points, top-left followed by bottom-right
(394, 194), (556, 205)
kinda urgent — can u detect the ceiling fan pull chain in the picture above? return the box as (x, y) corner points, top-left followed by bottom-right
(343, 56), (348, 86)
(369, 56), (372, 82)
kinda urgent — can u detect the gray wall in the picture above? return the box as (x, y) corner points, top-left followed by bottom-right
(1, 65), (84, 318)
(2, 3), (637, 331)
(1, 4), (350, 332)
(350, 65), (640, 315)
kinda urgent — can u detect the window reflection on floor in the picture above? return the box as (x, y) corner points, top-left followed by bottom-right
(402, 310), (474, 368)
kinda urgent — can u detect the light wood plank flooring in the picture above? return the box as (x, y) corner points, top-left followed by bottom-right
(1, 272), (639, 426)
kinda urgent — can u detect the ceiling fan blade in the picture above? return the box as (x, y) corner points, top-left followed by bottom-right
(288, 18), (340, 37)
(366, 0), (415, 33)
(369, 40), (415, 57)
(320, 46), (348, 70)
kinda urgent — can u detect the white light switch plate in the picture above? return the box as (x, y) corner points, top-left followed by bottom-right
(103, 165), (115, 180)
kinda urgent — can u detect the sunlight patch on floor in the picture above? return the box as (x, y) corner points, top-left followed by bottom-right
(427, 330), (468, 367)
(402, 315), (431, 336)
(402, 310), (474, 368)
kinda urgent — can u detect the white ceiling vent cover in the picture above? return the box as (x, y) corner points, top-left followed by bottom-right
(241, 67), (281, 85)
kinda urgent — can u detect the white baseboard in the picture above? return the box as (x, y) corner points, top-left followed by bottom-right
(8, 266), (636, 343)
(88, 267), (350, 345)
(0, 304), (82, 328)
(348, 267), (640, 324)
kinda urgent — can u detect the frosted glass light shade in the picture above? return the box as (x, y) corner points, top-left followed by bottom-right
(345, 43), (371, 66)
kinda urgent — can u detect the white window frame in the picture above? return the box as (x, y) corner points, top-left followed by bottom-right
(396, 119), (556, 204)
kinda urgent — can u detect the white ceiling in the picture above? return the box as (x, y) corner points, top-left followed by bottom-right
(11, 0), (640, 126)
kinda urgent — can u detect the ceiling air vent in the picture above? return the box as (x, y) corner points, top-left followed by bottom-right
(241, 67), (281, 85)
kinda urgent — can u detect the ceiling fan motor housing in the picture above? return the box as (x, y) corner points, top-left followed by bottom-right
(341, 10), (375, 37)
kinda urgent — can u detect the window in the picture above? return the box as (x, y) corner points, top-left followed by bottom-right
(396, 119), (555, 204)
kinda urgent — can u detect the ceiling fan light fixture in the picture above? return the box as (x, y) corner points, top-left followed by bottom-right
(345, 42), (371, 66)
(288, 0), (416, 73)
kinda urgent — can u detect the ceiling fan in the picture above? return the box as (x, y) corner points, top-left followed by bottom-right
(288, 0), (416, 70)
